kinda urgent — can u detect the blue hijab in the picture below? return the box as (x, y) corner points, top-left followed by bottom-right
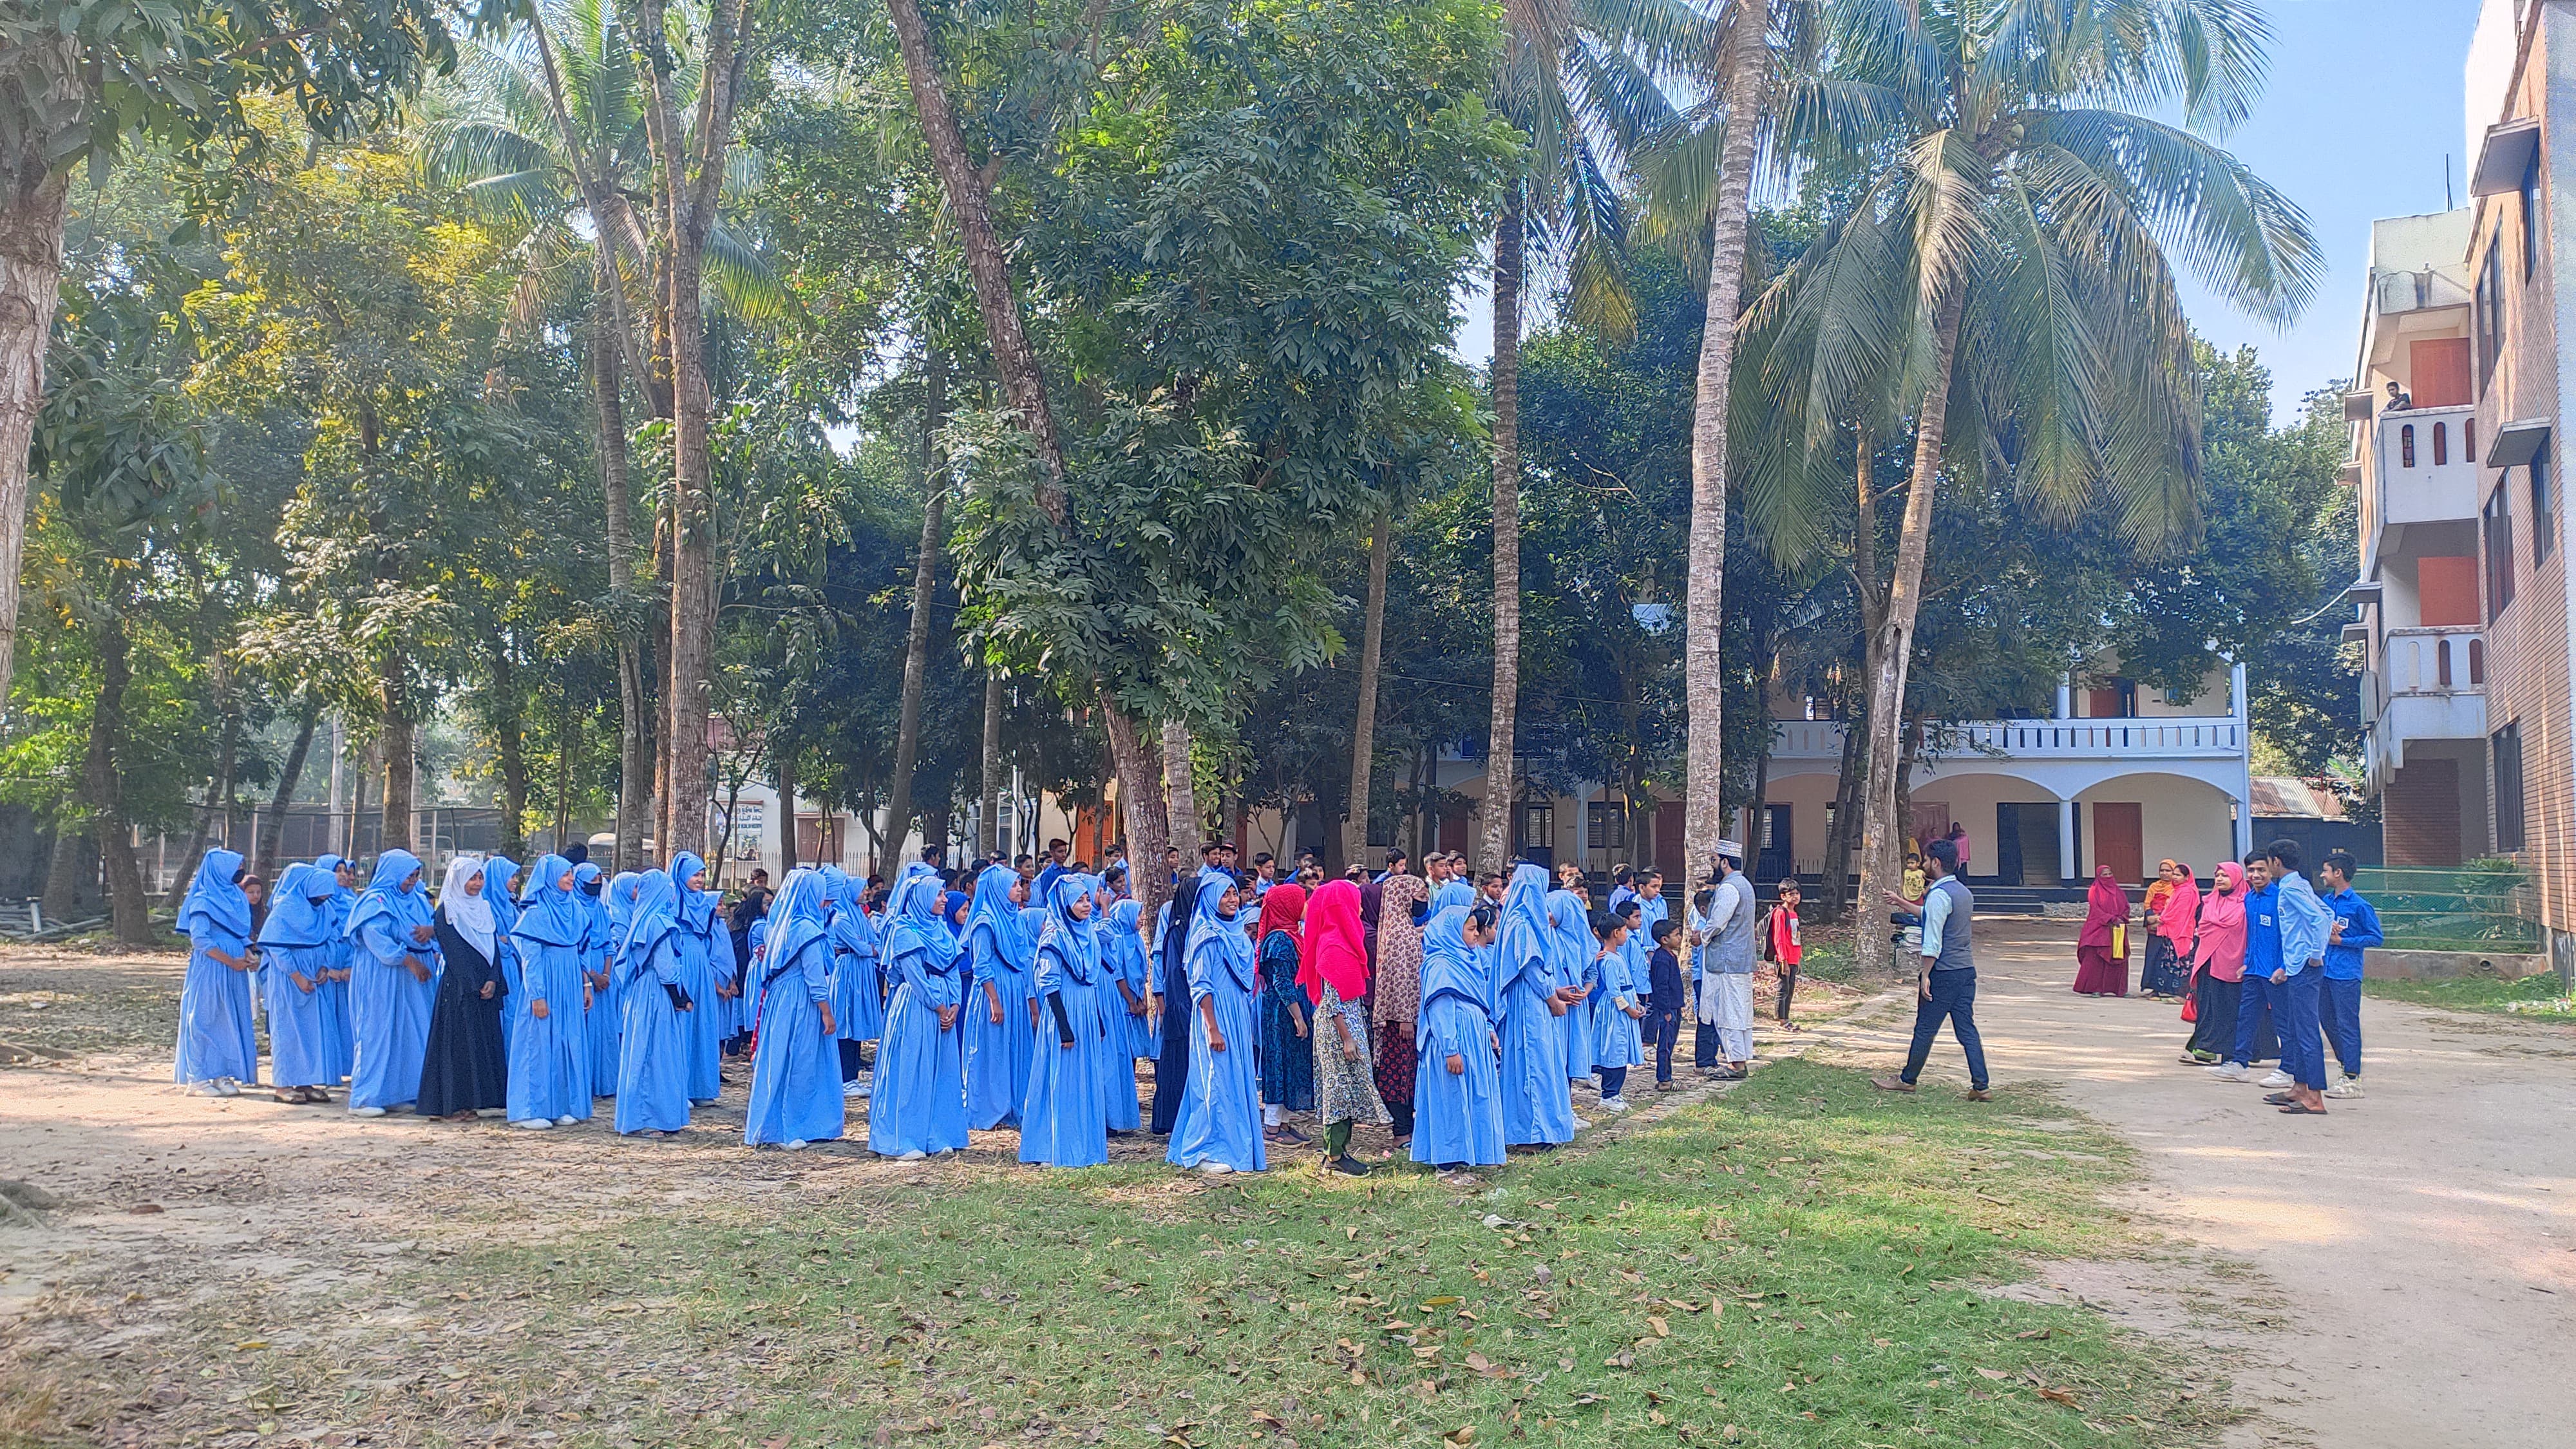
(1495, 863), (1554, 1000)
(1183, 871), (1253, 994)
(482, 856), (522, 940)
(513, 853), (588, 949)
(1543, 887), (1593, 984)
(1416, 904), (1489, 1047)
(619, 870), (681, 971)
(573, 862), (607, 951)
(178, 848), (252, 942)
(256, 862), (334, 949)
(345, 849), (428, 942)
(820, 866), (880, 959)
(1432, 878), (1477, 914)
(314, 854), (355, 933)
(668, 851), (718, 936)
(881, 871), (961, 974)
(605, 871), (643, 938)
(763, 867), (832, 981)
(1105, 897), (1148, 981)
(1035, 873), (1103, 985)
(963, 864), (1034, 972)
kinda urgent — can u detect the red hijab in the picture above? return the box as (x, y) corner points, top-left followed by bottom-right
(1256, 881), (1307, 955)
(2078, 866), (2130, 948)
(1299, 878), (1367, 1006)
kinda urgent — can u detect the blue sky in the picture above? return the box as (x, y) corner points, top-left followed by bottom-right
(1455, 0), (2488, 425)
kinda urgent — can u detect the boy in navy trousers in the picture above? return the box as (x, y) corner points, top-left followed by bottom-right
(1645, 918), (1685, 1092)
(2316, 852), (2382, 1099)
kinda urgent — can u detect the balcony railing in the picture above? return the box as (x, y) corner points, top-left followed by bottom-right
(2382, 625), (2485, 697)
(1771, 716), (2244, 762)
(2372, 402), (2480, 528)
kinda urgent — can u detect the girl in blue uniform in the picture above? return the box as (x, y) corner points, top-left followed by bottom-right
(507, 855), (594, 1128)
(871, 871), (969, 1159)
(744, 869), (846, 1149)
(614, 871), (695, 1135)
(175, 849), (260, 1096)
(1495, 864), (1575, 1149)
(1021, 874), (1110, 1167)
(574, 862), (618, 1095)
(1166, 873), (1266, 1175)
(1411, 903), (1506, 1171)
(1099, 895), (1154, 1131)
(257, 862), (339, 1103)
(346, 850), (437, 1117)
(961, 864), (1035, 1130)
(821, 866), (883, 1097)
(1591, 902), (1647, 1112)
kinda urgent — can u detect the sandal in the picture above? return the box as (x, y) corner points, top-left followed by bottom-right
(2278, 1102), (2327, 1115)
(272, 1090), (303, 1104)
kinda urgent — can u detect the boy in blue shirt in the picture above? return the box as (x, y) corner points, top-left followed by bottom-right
(2315, 852), (2382, 1099)
(2262, 839), (2336, 1116)
(1645, 918), (1686, 1092)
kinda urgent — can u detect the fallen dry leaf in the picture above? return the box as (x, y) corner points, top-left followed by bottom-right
(2014, 1329), (2051, 1341)
(2036, 1387), (2080, 1408)
(1649, 1317), (1671, 1338)
(1974, 1368), (2010, 1381)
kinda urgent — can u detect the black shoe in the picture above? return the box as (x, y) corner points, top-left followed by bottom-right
(1328, 1155), (1372, 1177)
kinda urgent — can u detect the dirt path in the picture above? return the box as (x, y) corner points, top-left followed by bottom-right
(1800, 918), (2576, 1449)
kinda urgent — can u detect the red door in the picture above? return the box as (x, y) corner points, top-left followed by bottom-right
(2410, 337), (2473, 408)
(2090, 802), (2144, 887)
(1653, 801), (1683, 883)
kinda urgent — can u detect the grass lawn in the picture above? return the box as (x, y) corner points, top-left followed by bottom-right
(2363, 972), (2575, 1019)
(184, 1059), (2219, 1448)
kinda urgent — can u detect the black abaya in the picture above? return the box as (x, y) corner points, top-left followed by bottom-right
(418, 912), (509, 1117)
(1147, 873), (1200, 1135)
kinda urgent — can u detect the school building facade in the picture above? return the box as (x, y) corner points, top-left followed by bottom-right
(2344, 0), (2576, 971)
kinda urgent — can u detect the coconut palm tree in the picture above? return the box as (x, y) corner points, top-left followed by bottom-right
(1743, 0), (2320, 965)
(1477, 0), (1710, 871)
(426, 0), (782, 870)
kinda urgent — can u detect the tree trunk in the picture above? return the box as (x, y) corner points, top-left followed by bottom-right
(1855, 285), (1967, 972)
(651, 505), (672, 857)
(634, 0), (753, 876)
(1160, 719), (1200, 857)
(83, 620), (153, 946)
(1681, 0), (1768, 895)
(380, 659), (415, 855)
(42, 827), (91, 922)
(1102, 706), (1169, 911)
(1478, 189), (1524, 873)
(552, 679), (574, 854)
(882, 0), (1068, 518)
(775, 753), (799, 877)
(164, 711), (239, 911)
(491, 641), (531, 861)
(1343, 498), (1392, 866)
(254, 706), (322, 884)
(1817, 696), (1865, 919)
(886, 349), (949, 855)
(979, 670), (1004, 862)
(0, 153), (70, 708)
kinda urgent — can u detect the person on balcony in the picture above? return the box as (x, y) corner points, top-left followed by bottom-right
(2073, 866), (2132, 996)
(2383, 379), (2411, 412)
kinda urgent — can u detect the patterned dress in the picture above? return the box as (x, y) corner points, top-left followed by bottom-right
(1313, 979), (1390, 1127)
(1371, 875), (1427, 1115)
(1256, 929), (1316, 1112)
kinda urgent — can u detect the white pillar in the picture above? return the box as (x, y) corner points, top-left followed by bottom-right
(2056, 674), (2073, 720)
(2229, 659), (2249, 721)
(2058, 798), (2078, 882)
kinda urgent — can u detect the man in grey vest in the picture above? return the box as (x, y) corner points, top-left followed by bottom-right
(1697, 842), (1759, 1081)
(1873, 837), (1991, 1100)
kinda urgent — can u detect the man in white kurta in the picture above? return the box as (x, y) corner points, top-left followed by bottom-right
(1697, 844), (1759, 1078)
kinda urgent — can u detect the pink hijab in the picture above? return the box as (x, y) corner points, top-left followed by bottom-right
(2078, 866), (2129, 949)
(2157, 863), (2200, 949)
(1298, 879), (1368, 1007)
(2193, 861), (2248, 981)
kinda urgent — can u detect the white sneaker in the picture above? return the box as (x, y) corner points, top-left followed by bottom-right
(213, 1077), (242, 1097)
(185, 1080), (223, 1097)
(554, 1114), (578, 1126)
(1569, 1114), (1591, 1130)
(842, 1080), (866, 1099)
(1198, 1160), (1235, 1175)
(2204, 1063), (2249, 1083)
(513, 1117), (553, 1130)
(1600, 1096), (1631, 1113)
(349, 1104), (388, 1117)
(786, 1139), (809, 1151)
(896, 1149), (927, 1162)
(2259, 1070), (2295, 1088)
(2325, 1077), (2364, 1099)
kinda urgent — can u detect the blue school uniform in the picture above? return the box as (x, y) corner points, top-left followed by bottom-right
(574, 864), (619, 1095)
(1495, 865), (1575, 1146)
(962, 864), (1037, 1130)
(743, 870), (848, 1146)
(614, 873), (695, 1133)
(175, 849), (260, 1087)
(871, 871), (970, 1157)
(256, 863), (339, 1090)
(508, 856), (594, 1124)
(823, 867), (885, 1045)
(1411, 905), (1506, 1168)
(1592, 936), (1646, 1070)
(2320, 885), (2380, 1078)
(666, 851), (729, 1103)
(346, 851), (438, 1111)
(2231, 882), (2282, 1067)
(1546, 889), (1595, 1081)
(482, 857), (523, 1054)
(1021, 875), (1111, 1168)
(1167, 873), (1267, 1173)
(312, 855), (356, 1084)
(1097, 896), (1149, 1131)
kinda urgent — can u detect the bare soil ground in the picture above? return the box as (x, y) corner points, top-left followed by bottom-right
(1793, 918), (2576, 1449)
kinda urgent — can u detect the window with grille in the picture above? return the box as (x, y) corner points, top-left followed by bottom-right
(1586, 801), (1627, 850)
(2494, 722), (2526, 851)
